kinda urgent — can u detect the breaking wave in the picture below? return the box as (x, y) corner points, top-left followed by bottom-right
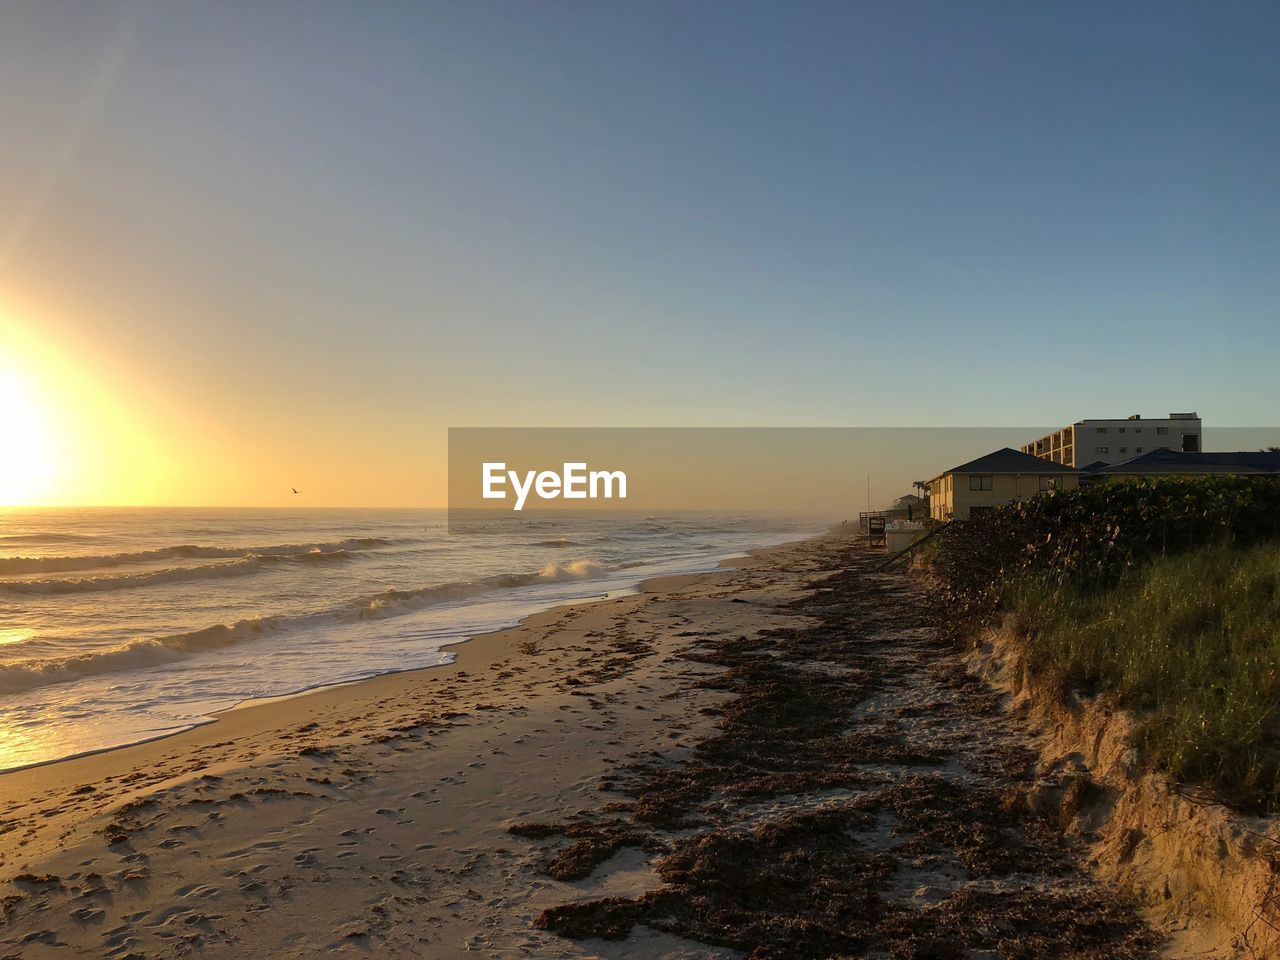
(354, 559), (609, 618)
(0, 557), (614, 693)
(0, 538), (395, 575)
(0, 549), (354, 595)
(0, 618), (283, 694)
(539, 559), (608, 579)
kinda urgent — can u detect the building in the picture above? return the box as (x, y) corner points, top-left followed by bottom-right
(1022, 413), (1202, 468)
(1082, 448), (1280, 483)
(928, 448), (1081, 521)
(891, 493), (927, 518)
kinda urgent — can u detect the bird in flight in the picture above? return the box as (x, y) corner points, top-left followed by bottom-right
(292, 487), (300, 495)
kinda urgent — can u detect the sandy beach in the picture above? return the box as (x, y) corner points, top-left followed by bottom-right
(0, 531), (1153, 959)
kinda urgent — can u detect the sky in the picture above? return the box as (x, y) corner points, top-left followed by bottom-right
(0, 0), (1276, 506)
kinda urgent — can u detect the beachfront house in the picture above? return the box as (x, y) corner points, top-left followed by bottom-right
(892, 493), (927, 519)
(1021, 412), (1202, 468)
(928, 448), (1081, 521)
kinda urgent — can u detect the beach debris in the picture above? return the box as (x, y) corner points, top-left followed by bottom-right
(518, 544), (1156, 958)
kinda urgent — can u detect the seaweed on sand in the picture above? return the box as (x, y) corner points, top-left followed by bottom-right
(514, 544), (1157, 959)
(507, 817), (663, 882)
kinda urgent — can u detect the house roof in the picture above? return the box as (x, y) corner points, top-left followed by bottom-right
(1086, 449), (1280, 476)
(931, 447), (1081, 481)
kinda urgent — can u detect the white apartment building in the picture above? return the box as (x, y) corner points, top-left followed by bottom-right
(1022, 413), (1202, 469)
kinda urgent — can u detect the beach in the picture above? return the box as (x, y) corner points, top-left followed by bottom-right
(0, 530), (1153, 959)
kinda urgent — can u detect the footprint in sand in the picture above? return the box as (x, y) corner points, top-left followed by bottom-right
(175, 883), (221, 899)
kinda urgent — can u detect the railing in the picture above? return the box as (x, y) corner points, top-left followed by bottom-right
(858, 509), (912, 531)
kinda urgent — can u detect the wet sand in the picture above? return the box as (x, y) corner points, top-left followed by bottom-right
(0, 532), (1152, 958)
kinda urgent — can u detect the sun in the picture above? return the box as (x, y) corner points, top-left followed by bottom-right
(0, 362), (63, 506)
(0, 306), (187, 507)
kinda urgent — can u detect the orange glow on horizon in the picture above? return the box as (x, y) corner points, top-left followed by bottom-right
(0, 301), (449, 509)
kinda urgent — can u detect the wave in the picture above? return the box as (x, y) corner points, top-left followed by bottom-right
(354, 559), (609, 618)
(0, 618), (282, 694)
(0, 556), (614, 693)
(0, 538), (394, 575)
(0, 549), (354, 595)
(539, 559), (608, 580)
(0, 533), (99, 545)
(532, 538), (580, 548)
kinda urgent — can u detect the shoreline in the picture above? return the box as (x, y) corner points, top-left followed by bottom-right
(0, 532), (821, 781)
(0, 530), (837, 958)
(0, 532), (824, 820)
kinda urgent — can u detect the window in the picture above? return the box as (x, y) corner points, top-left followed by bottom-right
(1096, 446), (1109, 454)
(1118, 427), (1126, 434)
(969, 475), (993, 491)
(1134, 428), (1143, 433)
(1136, 447), (1142, 453)
(1096, 427), (1109, 433)
(1039, 476), (1059, 492)
(1156, 426), (1168, 435)
(1119, 447), (1127, 453)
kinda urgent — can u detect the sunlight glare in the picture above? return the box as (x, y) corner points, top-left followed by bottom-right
(0, 361), (63, 506)
(0, 305), (182, 507)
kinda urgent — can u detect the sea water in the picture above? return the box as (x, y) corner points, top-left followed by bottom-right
(0, 508), (822, 771)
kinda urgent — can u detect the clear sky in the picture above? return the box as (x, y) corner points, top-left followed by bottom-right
(0, 0), (1276, 506)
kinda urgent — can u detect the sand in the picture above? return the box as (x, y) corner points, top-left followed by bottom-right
(0, 532), (1154, 958)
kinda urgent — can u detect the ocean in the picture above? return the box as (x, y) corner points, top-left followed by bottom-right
(0, 508), (822, 772)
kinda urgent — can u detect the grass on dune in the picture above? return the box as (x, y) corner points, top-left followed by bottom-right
(1006, 543), (1280, 811)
